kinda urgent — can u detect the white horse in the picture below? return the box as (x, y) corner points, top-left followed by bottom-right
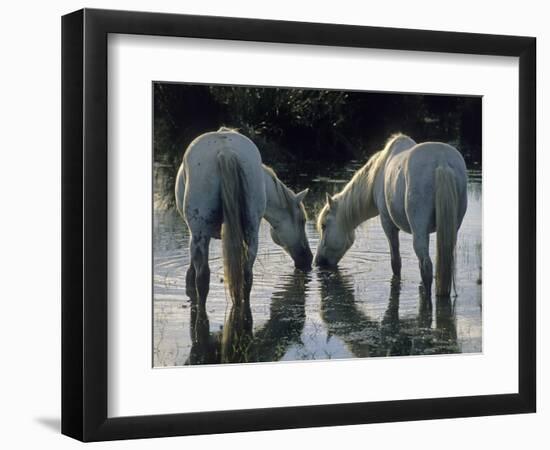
(314, 134), (468, 297)
(175, 128), (312, 305)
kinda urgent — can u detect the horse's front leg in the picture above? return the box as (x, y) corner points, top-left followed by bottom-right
(380, 214), (401, 278)
(189, 234), (211, 306)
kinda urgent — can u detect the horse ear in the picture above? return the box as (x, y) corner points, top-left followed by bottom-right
(326, 193), (336, 209)
(295, 188), (309, 204)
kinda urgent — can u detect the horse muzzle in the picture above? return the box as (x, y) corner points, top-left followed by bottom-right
(294, 249), (313, 271)
(313, 254), (336, 269)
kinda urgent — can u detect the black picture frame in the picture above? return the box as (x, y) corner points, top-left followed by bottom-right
(62, 8), (536, 442)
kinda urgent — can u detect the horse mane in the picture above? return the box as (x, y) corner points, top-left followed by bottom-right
(263, 165), (307, 220)
(323, 133), (410, 231)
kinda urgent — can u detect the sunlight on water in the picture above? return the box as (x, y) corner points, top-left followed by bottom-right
(153, 168), (482, 367)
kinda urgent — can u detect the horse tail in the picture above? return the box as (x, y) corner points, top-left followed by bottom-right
(217, 150), (248, 302)
(435, 165), (459, 297)
(174, 162), (185, 218)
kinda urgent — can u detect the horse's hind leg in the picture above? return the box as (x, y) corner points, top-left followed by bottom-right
(412, 232), (433, 297)
(189, 233), (211, 306)
(380, 214), (401, 277)
(243, 227), (260, 303)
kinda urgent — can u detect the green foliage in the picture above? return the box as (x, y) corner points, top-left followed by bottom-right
(154, 83), (481, 163)
(153, 83), (481, 206)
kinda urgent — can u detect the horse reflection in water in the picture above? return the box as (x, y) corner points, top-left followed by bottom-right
(318, 271), (458, 357)
(186, 270), (309, 365)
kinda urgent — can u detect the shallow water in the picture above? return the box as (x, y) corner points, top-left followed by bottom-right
(153, 166), (482, 367)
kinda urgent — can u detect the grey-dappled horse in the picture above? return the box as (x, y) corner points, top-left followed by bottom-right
(314, 134), (468, 297)
(175, 128), (312, 305)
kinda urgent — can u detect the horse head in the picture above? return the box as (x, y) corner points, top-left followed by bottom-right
(314, 193), (355, 268)
(269, 188), (313, 271)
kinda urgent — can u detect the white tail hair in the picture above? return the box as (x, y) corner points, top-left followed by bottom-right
(175, 162), (185, 218)
(217, 150), (248, 303)
(435, 165), (459, 296)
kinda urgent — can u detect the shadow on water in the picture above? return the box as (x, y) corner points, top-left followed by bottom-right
(186, 270), (310, 365)
(318, 270), (459, 357)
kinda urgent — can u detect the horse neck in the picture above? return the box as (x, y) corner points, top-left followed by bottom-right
(336, 160), (381, 231)
(263, 167), (290, 226)
(333, 135), (413, 231)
